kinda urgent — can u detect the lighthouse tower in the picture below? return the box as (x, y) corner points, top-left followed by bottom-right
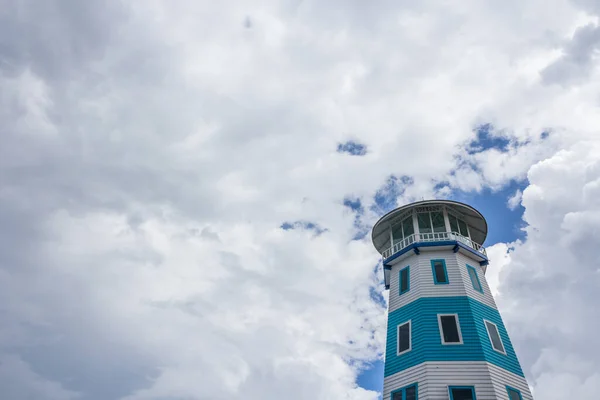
(371, 200), (532, 400)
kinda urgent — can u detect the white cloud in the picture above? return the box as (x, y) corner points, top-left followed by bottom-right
(483, 242), (515, 297)
(494, 139), (600, 399)
(1, 0), (600, 399)
(508, 189), (524, 210)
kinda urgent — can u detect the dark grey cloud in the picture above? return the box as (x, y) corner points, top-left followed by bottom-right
(542, 23), (600, 85)
(0, 0), (128, 80)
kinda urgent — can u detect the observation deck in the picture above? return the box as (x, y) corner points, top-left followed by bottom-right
(371, 200), (489, 287)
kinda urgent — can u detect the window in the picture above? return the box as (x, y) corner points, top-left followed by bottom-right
(466, 264), (483, 293)
(402, 216), (415, 238)
(448, 386), (476, 400)
(431, 259), (449, 284)
(399, 266), (410, 295)
(484, 320), (506, 354)
(431, 211), (446, 233)
(397, 321), (411, 355)
(404, 385), (417, 400)
(417, 211), (446, 235)
(448, 213), (470, 237)
(449, 213), (459, 233)
(391, 383), (418, 400)
(438, 314), (463, 344)
(506, 386), (523, 400)
(417, 212), (432, 234)
(392, 224), (403, 244)
(392, 216), (415, 245)
(457, 219), (469, 237)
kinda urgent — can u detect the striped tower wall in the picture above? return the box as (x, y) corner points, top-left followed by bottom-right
(382, 248), (533, 400)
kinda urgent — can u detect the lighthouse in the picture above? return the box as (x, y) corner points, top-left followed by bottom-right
(371, 200), (532, 400)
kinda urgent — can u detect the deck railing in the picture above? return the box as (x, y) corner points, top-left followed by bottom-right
(382, 231), (486, 259)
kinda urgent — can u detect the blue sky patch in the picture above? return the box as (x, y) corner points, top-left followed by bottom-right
(452, 152), (483, 174)
(371, 175), (413, 214)
(468, 124), (549, 155)
(356, 360), (384, 394)
(343, 197), (369, 240)
(337, 141), (368, 156)
(280, 221), (327, 235)
(434, 181), (449, 191)
(352, 228), (370, 241)
(449, 180), (528, 244)
(369, 286), (386, 309)
(344, 197), (363, 213)
(468, 123), (511, 154)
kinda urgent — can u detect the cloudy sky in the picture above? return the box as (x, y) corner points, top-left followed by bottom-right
(1, 0), (600, 399)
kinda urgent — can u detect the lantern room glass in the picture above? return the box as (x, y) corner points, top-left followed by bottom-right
(389, 207), (477, 251)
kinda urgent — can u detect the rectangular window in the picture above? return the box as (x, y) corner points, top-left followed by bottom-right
(457, 218), (469, 237)
(449, 213), (459, 233)
(466, 264), (483, 293)
(405, 384), (417, 400)
(417, 212), (432, 234)
(392, 216), (416, 246)
(397, 321), (411, 355)
(431, 259), (449, 284)
(392, 223), (404, 245)
(438, 314), (463, 344)
(484, 320), (506, 354)
(391, 383), (418, 400)
(402, 216), (415, 237)
(399, 266), (410, 295)
(506, 387), (523, 400)
(431, 211), (446, 233)
(449, 386), (476, 400)
(449, 213), (470, 237)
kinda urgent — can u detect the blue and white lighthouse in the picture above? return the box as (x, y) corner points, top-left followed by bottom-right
(371, 200), (532, 400)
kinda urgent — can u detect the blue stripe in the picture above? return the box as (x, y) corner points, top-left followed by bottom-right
(385, 296), (525, 378)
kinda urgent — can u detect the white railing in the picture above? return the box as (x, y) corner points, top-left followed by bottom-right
(382, 231), (487, 259)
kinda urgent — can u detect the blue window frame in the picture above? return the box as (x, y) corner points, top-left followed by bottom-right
(399, 266), (410, 295)
(391, 383), (418, 400)
(506, 386), (523, 400)
(466, 264), (483, 293)
(431, 259), (449, 284)
(448, 386), (476, 400)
